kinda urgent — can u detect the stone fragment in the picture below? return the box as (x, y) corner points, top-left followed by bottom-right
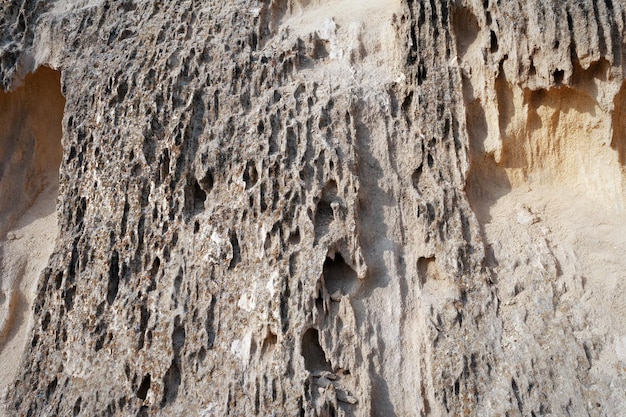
(336, 389), (358, 404)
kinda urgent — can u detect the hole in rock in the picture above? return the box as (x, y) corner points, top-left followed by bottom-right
(323, 252), (358, 297)
(193, 180), (207, 208)
(228, 231), (241, 270)
(198, 170), (214, 193)
(261, 330), (278, 356)
(198, 346), (207, 362)
(41, 311), (51, 331)
(184, 176), (207, 217)
(161, 360), (181, 405)
(72, 397), (82, 416)
(315, 201), (333, 228)
(411, 165), (427, 194)
(150, 256), (161, 277)
(417, 256), (440, 288)
(0, 66), (64, 394)
(452, 5), (480, 58)
(314, 180), (337, 242)
(107, 250), (120, 305)
(289, 228), (301, 245)
(490, 30), (498, 53)
(136, 374), (151, 400)
(301, 328), (331, 372)
(553, 69), (565, 85)
(243, 160), (258, 189)
(157, 150), (170, 186)
(137, 304), (150, 350)
(0, 66), (63, 232)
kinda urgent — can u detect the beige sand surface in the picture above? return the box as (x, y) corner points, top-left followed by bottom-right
(0, 172), (58, 415)
(0, 67), (63, 415)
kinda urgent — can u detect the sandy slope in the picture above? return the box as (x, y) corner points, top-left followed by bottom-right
(475, 184), (626, 410)
(0, 173), (58, 414)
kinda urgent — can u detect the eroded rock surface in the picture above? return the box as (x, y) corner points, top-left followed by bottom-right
(0, 0), (625, 416)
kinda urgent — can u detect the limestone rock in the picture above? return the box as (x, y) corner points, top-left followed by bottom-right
(0, 0), (625, 416)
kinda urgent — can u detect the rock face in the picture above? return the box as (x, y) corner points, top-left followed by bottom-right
(1, 0), (626, 416)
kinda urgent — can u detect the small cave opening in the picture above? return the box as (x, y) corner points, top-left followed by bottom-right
(301, 328), (331, 372)
(553, 69), (565, 85)
(0, 66), (65, 393)
(323, 252), (358, 297)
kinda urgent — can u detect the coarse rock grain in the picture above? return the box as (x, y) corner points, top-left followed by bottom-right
(0, 0), (625, 416)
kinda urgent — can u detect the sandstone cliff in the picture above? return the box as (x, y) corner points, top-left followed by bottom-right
(1, 0), (626, 416)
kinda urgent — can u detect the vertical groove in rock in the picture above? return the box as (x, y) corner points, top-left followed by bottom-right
(0, 0), (625, 416)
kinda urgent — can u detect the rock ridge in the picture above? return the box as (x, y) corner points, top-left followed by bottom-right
(0, 1), (625, 416)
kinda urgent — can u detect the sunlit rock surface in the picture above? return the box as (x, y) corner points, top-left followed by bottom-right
(1, 1), (625, 416)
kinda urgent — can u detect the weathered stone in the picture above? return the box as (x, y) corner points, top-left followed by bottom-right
(0, 0), (625, 416)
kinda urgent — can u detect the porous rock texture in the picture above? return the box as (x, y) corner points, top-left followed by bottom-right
(1, 0), (626, 416)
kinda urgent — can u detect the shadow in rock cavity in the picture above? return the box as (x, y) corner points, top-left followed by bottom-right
(0, 66), (64, 396)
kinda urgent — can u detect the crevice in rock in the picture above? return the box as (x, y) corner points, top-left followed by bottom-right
(184, 175), (208, 218)
(137, 303), (150, 350)
(162, 316), (185, 406)
(136, 374), (151, 401)
(206, 296), (217, 349)
(243, 160), (258, 189)
(106, 250), (120, 305)
(72, 397), (82, 416)
(161, 360), (181, 406)
(314, 180), (337, 243)
(228, 231), (241, 270)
